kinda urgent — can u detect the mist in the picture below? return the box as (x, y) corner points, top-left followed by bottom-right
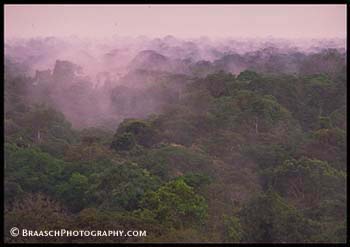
(4, 35), (346, 129)
(4, 4), (346, 129)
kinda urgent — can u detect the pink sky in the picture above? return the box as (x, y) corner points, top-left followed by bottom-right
(4, 4), (347, 39)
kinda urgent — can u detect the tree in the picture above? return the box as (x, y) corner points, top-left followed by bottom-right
(52, 60), (82, 87)
(5, 193), (71, 243)
(57, 172), (89, 212)
(237, 70), (260, 82)
(111, 132), (135, 151)
(204, 71), (232, 97)
(301, 128), (346, 171)
(5, 143), (68, 196)
(239, 190), (310, 243)
(235, 93), (292, 134)
(267, 157), (345, 208)
(140, 178), (208, 228)
(135, 144), (213, 180)
(115, 119), (157, 147)
(91, 162), (160, 211)
(223, 214), (243, 242)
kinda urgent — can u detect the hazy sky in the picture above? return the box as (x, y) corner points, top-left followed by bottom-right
(5, 4), (347, 39)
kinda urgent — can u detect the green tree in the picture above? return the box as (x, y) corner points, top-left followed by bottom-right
(110, 132), (135, 151)
(116, 119), (157, 147)
(237, 70), (260, 82)
(239, 190), (310, 243)
(267, 157), (345, 208)
(223, 214), (243, 242)
(92, 162), (160, 211)
(140, 178), (208, 228)
(57, 172), (89, 212)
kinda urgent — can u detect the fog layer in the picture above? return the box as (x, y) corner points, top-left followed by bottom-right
(5, 36), (346, 128)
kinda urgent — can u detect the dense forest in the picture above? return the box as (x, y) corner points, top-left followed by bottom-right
(4, 36), (346, 243)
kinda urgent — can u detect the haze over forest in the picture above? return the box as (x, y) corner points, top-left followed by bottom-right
(4, 4), (347, 243)
(5, 35), (346, 128)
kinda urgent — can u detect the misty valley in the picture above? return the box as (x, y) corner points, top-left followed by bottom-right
(4, 36), (346, 243)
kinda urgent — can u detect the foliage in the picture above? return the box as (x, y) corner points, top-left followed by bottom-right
(239, 190), (311, 243)
(140, 178), (208, 228)
(111, 132), (136, 151)
(4, 53), (346, 243)
(223, 214), (243, 242)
